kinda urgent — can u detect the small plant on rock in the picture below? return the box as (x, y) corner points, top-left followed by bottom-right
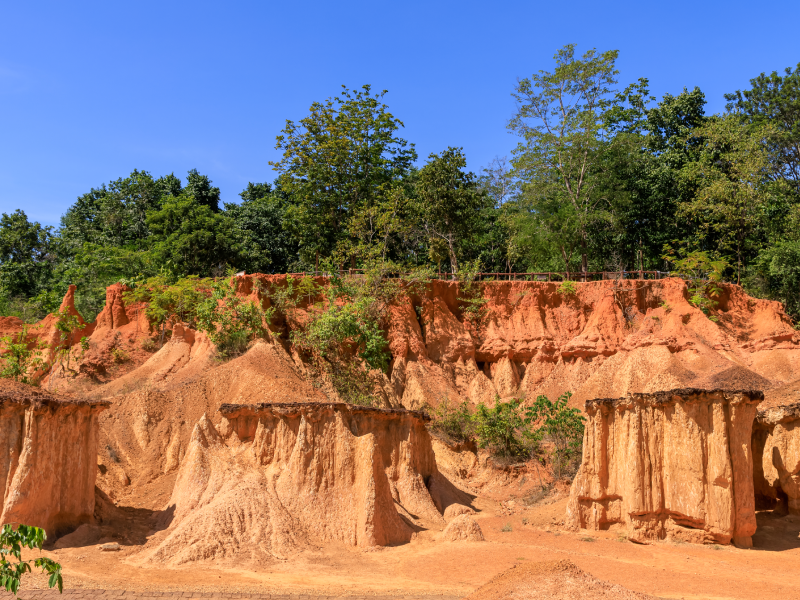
(558, 280), (577, 296)
(0, 327), (46, 384)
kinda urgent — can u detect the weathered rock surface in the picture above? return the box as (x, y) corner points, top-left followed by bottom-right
(753, 403), (800, 514)
(0, 380), (108, 537)
(441, 514), (484, 541)
(136, 402), (466, 564)
(566, 388), (763, 546)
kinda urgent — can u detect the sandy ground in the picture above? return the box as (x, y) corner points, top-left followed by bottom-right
(25, 495), (800, 600)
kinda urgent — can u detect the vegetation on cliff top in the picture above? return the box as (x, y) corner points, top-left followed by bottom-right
(1, 50), (798, 323)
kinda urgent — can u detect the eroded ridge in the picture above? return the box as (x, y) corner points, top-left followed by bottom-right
(0, 380), (109, 537)
(566, 388), (763, 546)
(137, 402), (468, 565)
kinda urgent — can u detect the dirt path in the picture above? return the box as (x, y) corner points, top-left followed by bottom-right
(21, 499), (800, 600)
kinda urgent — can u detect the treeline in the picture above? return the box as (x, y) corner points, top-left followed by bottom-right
(2, 46), (799, 321)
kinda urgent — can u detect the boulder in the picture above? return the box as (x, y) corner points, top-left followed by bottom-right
(443, 503), (475, 521)
(441, 514), (484, 542)
(0, 380), (109, 538)
(566, 388), (763, 546)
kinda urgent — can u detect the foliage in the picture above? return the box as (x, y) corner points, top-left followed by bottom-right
(747, 240), (800, 320)
(427, 397), (474, 443)
(725, 62), (800, 196)
(662, 245), (728, 318)
(0, 211), (54, 300)
(0, 524), (62, 595)
(147, 195), (239, 277)
(194, 276), (272, 358)
(270, 85), (417, 266)
(0, 328), (46, 384)
(558, 280), (577, 295)
(508, 44), (620, 274)
(413, 148), (491, 275)
(678, 114), (784, 283)
(473, 398), (530, 459)
(525, 392), (585, 480)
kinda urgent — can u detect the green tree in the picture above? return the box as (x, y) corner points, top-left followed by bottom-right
(225, 182), (299, 273)
(0, 524), (62, 595)
(185, 169), (221, 212)
(0, 327), (46, 384)
(473, 398), (529, 459)
(147, 195), (239, 276)
(413, 147), (490, 276)
(270, 85), (417, 267)
(726, 63), (800, 196)
(508, 44), (620, 276)
(0, 210), (54, 299)
(679, 115), (783, 283)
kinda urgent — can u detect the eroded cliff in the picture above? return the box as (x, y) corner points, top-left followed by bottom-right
(566, 388), (763, 546)
(0, 380), (109, 537)
(135, 402), (467, 565)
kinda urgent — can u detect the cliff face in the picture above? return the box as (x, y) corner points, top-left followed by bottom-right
(753, 403), (800, 514)
(137, 402), (465, 565)
(0, 380), (109, 537)
(566, 389), (763, 547)
(385, 278), (800, 409)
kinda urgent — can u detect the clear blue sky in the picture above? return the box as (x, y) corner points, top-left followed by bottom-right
(1, 0), (798, 227)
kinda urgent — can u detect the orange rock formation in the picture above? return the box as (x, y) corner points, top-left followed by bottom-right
(135, 402), (467, 564)
(753, 402), (800, 515)
(566, 388), (763, 546)
(0, 380), (108, 537)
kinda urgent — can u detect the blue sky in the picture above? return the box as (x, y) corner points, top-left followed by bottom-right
(1, 0), (798, 227)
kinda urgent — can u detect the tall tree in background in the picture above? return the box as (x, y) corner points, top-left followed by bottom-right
(508, 44), (620, 276)
(679, 115), (782, 283)
(726, 63), (800, 196)
(0, 211), (54, 299)
(225, 182), (299, 273)
(270, 85), (417, 268)
(413, 147), (489, 275)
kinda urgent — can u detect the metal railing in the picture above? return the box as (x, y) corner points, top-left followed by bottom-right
(281, 270), (672, 282)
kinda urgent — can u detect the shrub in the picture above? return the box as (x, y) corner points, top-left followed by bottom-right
(473, 397), (530, 459)
(0, 327), (46, 384)
(0, 524), (62, 595)
(110, 347), (130, 363)
(525, 391), (585, 480)
(662, 245), (729, 321)
(140, 338), (156, 352)
(558, 280), (577, 296)
(428, 397), (474, 443)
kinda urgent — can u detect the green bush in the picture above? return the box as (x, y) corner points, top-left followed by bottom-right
(525, 391), (585, 479)
(558, 280), (577, 295)
(473, 397), (530, 459)
(428, 397), (474, 443)
(0, 327), (46, 384)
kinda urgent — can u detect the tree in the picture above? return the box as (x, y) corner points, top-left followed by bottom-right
(185, 169), (221, 212)
(679, 115), (783, 283)
(413, 147), (490, 275)
(147, 195), (239, 276)
(508, 44), (620, 275)
(0, 211), (54, 299)
(726, 63), (800, 196)
(270, 85), (417, 267)
(225, 183), (299, 274)
(0, 524), (62, 595)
